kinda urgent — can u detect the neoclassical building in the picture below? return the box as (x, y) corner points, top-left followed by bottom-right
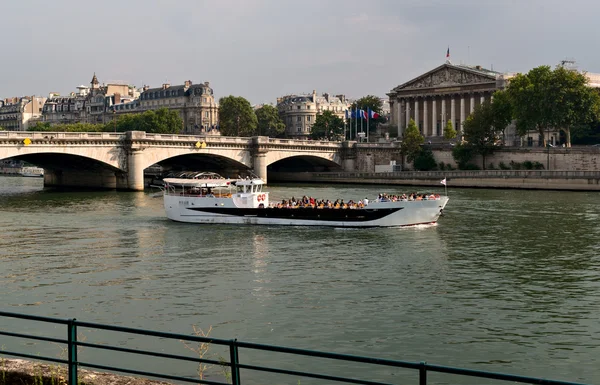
(0, 96), (46, 130)
(388, 62), (503, 140)
(135, 80), (219, 134)
(277, 90), (349, 138)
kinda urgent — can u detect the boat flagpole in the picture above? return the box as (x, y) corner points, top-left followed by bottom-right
(441, 176), (447, 196)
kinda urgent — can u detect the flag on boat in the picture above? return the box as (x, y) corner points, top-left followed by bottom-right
(446, 47), (450, 58)
(440, 178), (447, 185)
(368, 108), (380, 119)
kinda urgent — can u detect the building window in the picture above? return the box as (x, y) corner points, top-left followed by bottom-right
(203, 98), (207, 103)
(297, 116), (302, 122)
(204, 111), (209, 118)
(307, 116), (311, 122)
(297, 105), (301, 109)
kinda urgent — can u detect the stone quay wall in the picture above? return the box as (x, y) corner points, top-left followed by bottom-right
(429, 147), (600, 171)
(270, 170), (600, 191)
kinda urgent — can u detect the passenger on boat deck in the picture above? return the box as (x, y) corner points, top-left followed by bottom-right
(363, 197), (369, 205)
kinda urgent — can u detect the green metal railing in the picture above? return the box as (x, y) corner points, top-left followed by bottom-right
(0, 311), (589, 385)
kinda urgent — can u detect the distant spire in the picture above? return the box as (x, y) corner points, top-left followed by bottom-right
(91, 72), (99, 85)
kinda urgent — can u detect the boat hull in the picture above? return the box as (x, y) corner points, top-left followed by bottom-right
(164, 194), (448, 228)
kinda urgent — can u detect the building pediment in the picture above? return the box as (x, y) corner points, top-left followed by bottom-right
(392, 63), (498, 93)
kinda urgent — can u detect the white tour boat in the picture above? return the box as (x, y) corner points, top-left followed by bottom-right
(163, 172), (449, 228)
(20, 167), (44, 177)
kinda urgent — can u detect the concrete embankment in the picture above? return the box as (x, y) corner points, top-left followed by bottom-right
(270, 170), (600, 191)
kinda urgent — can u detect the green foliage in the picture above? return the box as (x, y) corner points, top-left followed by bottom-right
(255, 105), (285, 137)
(490, 90), (513, 142)
(310, 110), (345, 141)
(462, 100), (500, 169)
(29, 121), (106, 132)
(451, 143), (476, 169)
(27, 108), (183, 134)
(350, 95), (385, 135)
(505, 65), (600, 146)
(0, 126), (4, 131)
(498, 161), (510, 170)
(401, 118), (424, 163)
(413, 147), (438, 171)
(533, 161), (545, 170)
(218, 96), (258, 136)
(444, 120), (457, 140)
(113, 108), (183, 133)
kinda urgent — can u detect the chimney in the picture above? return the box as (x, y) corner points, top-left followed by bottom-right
(162, 83), (170, 89)
(204, 81), (210, 87)
(143, 85), (149, 92)
(184, 80), (192, 88)
(114, 93), (121, 105)
(312, 89), (317, 102)
(475, 65), (482, 70)
(323, 92), (330, 101)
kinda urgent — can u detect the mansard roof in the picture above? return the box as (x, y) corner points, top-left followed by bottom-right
(389, 62), (500, 95)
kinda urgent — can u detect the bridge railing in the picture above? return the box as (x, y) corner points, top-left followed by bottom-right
(0, 311), (587, 385)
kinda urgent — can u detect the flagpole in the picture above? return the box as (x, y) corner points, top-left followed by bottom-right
(367, 108), (370, 143)
(354, 106), (357, 141)
(445, 175), (448, 196)
(360, 109), (363, 142)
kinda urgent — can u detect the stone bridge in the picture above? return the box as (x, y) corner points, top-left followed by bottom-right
(0, 131), (401, 190)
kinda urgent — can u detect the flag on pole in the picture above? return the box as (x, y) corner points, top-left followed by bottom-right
(446, 47), (450, 58)
(345, 110), (352, 120)
(367, 108), (380, 119)
(440, 178), (447, 186)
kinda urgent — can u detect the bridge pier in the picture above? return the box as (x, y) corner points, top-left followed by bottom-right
(252, 136), (268, 184)
(127, 149), (145, 191)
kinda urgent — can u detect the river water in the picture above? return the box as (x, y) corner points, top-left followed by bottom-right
(0, 176), (599, 384)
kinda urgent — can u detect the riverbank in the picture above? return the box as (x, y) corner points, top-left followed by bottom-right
(1, 359), (170, 385)
(270, 170), (600, 191)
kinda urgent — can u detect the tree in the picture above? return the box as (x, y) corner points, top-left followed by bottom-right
(350, 95), (385, 137)
(413, 147), (438, 171)
(112, 109), (182, 134)
(401, 118), (424, 164)
(310, 110), (345, 141)
(505, 66), (553, 144)
(490, 90), (513, 144)
(255, 105), (285, 137)
(505, 65), (600, 147)
(548, 66), (600, 147)
(218, 96), (257, 137)
(444, 120), (457, 140)
(462, 101), (499, 169)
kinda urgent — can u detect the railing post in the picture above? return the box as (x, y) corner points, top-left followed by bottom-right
(67, 319), (78, 385)
(419, 361), (427, 385)
(229, 338), (241, 385)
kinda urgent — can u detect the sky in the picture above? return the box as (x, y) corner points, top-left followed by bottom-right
(1, 0), (599, 105)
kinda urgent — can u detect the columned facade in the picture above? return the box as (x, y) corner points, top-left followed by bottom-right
(387, 63), (501, 142)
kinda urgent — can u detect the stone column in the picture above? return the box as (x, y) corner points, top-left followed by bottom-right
(431, 97), (437, 136)
(397, 98), (401, 138)
(480, 93), (485, 105)
(450, 96), (456, 130)
(460, 94), (465, 128)
(405, 99), (410, 128)
(414, 98), (419, 130)
(423, 97), (428, 136)
(470, 93), (475, 114)
(441, 97), (446, 137)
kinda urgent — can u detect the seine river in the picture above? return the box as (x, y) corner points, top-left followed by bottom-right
(0, 176), (599, 384)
